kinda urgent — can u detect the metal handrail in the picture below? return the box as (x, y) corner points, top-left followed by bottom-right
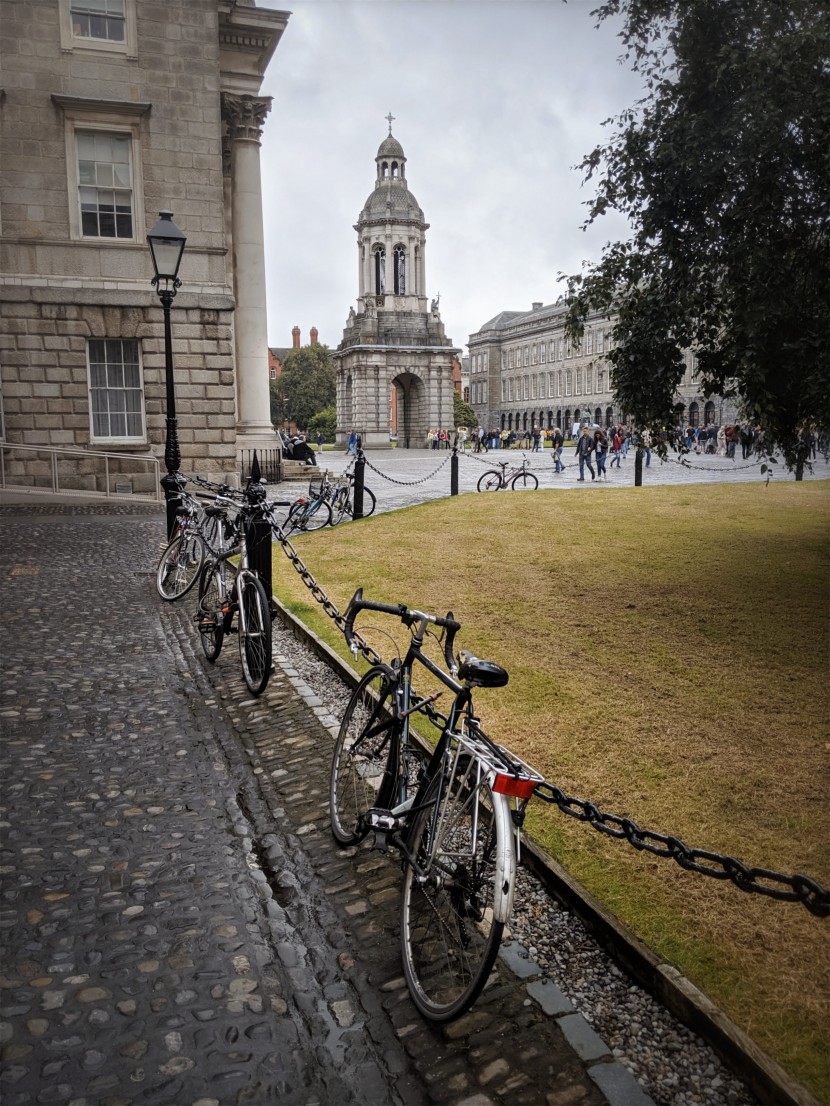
(0, 441), (162, 501)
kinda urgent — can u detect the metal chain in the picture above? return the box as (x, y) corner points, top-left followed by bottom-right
(362, 453), (451, 486)
(534, 782), (829, 917)
(659, 453), (764, 473)
(267, 524), (829, 918)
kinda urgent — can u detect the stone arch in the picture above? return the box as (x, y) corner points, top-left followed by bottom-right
(391, 370), (427, 449)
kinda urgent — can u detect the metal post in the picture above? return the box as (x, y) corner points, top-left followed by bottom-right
(51, 451), (59, 493)
(635, 446), (643, 487)
(451, 443), (459, 496)
(353, 449), (365, 520)
(244, 453), (273, 600)
(157, 286), (182, 537)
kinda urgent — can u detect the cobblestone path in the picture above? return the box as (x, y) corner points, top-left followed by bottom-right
(1, 505), (619, 1106)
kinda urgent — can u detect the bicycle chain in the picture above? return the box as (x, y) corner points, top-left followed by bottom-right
(264, 505), (829, 918)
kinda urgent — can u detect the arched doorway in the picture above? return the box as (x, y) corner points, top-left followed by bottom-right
(704, 400), (716, 425)
(391, 371), (426, 448)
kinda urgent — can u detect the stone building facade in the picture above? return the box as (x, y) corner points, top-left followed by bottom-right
(335, 127), (458, 450)
(0, 0), (286, 492)
(468, 300), (737, 436)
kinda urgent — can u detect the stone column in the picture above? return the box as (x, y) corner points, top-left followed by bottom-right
(222, 93), (276, 444)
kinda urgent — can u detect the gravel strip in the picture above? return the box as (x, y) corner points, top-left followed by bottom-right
(269, 617), (758, 1106)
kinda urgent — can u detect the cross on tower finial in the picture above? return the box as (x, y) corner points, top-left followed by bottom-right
(385, 112), (395, 134)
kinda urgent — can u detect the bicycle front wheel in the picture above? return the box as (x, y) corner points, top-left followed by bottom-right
(510, 471), (538, 490)
(477, 471), (503, 492)
(237, 572), (272, 696)
(330, 665), (397, 845)
(400, 765), (514, 1022)
(197, 559), (231, 663)
(156, 529), (204, 601)
(301, 498), (332, 531)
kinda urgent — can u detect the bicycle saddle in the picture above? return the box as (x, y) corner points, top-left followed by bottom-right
(457, 650), (509, 688)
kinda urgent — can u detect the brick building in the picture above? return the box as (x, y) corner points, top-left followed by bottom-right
(0, 0), (287, 492)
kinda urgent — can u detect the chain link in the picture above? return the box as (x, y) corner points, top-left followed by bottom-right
(362, 453), (451, 485)
(268, 520), (829, 918)
(534, 782), (829, 916)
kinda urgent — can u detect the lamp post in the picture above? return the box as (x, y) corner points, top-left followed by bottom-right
(147, 210), (187, 538)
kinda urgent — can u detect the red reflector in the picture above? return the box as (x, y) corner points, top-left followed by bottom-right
(493, 773), (537, 799)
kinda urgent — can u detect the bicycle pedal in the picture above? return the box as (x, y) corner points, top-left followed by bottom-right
(365, 808), (399, 832)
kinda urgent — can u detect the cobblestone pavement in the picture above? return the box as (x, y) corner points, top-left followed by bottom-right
(300, 446), (829, 517)
(1, 504), (627, 1106)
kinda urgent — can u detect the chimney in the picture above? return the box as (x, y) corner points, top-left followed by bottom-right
(310, 326), (318, 346)
(532, 302), (542, 311)
(291, 325), (301, 349)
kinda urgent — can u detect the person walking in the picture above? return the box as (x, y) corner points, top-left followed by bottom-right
(346, 429), (358, 456)
(609, 428), (623, 468)
(574, 425), (596, 481)
(594, 428), (609, 478)
(551, 426), (564, 473)
(641, 427), (652, 467)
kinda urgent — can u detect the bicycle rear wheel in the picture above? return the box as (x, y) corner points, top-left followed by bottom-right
(156, 529), (204, 601)
(301, 498), (332, 531)
(510, 471), (538, 490)
(237, 572), (272, 696)
(400, 763), (513, 1022)
(197, 560), (234, 663)
(477, 471), (503, 492)
(330, 665), (397, 845)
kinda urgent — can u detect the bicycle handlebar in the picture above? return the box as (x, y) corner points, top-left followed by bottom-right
(344, 587), (461, 671)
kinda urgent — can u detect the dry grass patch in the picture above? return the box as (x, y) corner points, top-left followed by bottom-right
(272, 481), (830, 1101)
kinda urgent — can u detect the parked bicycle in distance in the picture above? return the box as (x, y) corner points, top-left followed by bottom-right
(477, 454), (539, 492)
(329, 589), (543, 1022)
(325, 462), (377, 524)
(195, 478), (274, 696)
(284, 472), (333, 533)
(155, 475), (236, 601)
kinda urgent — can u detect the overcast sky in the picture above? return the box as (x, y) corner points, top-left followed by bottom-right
(259, 0), (645, 355)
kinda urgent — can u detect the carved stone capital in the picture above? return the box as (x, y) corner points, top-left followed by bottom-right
(221, 92), (272, 142)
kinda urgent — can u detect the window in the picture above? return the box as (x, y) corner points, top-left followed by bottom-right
(88, 339), (144, 441)
(502, 352), (506, 370)
(585, 368), (592, 394)
(557, 338), (564, 361)
(60, 0), (137, 55)
(540, 342), (546, 364)
(575, 369), (582, 395)
(77, 131), (133, 238)
(597, 370), (604, 393)
(508, 349), (514, 368)
(508, 380), (513, 402)
(548, 372), (554, 398)
(393, 245), (406, 294)
(501, 380), (506, 401)
(565, 337), (572, 359)
(565, 371), (572, 396)
(523, 347), (529, 367)
(557, 371), (562, 397)
(596, 329), (604, 353)
(531, 376), (537, 399)
(532, 344), (538, 365)
(464, 386), (470, 403)
(374, 246), (386, 294)
(523, 377), (529, 400)
(586, 332), (593, 355)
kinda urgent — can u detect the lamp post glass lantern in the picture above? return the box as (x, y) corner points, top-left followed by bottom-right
(147, 210), (187, 536)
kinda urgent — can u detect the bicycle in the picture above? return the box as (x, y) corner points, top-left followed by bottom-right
(329, 589), (543, 1022)
(326, 463), (377, 524)
(195, 480), (274, 696)
(155, 476), (235, 601)
(476, 455), (539, 492)
(284, 472), (332, 533)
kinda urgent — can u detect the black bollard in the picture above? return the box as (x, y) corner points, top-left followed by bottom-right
(353, 449), (365, 520)
(634, 446), (643, 487)
(244, 451), (273, 600)
(451, 444), (459, 496)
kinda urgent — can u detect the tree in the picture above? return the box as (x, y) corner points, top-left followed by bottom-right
(453, 391), (477, 431)
(270, 344), (336, 432)
(307, 404), (337, 443)
(564, 0), (830, 473)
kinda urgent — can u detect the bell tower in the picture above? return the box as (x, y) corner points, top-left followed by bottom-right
(335, 119), (459, 449)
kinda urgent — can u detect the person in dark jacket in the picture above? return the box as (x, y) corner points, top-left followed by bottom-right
(574, 426), (596, 481)
(551, 427), (564, 473)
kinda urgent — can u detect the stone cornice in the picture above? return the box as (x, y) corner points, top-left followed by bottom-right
(51, 93), (151, 117)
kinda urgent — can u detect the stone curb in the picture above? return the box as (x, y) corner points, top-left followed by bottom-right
(266, 587), (820, 1106)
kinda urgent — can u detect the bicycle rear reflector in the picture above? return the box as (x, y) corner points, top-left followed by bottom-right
(493, 773), (537, 799)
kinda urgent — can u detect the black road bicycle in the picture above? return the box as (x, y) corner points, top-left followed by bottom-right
(155, 477), (236, 601)
(476, 455), (539, 492)
(329, 590), (542, 1022)
(195, 481), (273, 696)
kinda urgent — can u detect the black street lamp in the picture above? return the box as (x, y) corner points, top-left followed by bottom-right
(147, 210), (187, 537)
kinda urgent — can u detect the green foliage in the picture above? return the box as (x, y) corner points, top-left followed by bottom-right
(453, 391), (477, 430)
(564, 0), (830, 466)
(271, 344), (336, 432)
(307, 404), (337, 442)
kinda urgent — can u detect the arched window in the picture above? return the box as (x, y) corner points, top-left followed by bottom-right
(564, 408), (571, 430)
(689, 401), (700, 427)
(594, 407), (602, 425)
(704, 400), (716, 425)
(606, 406), (614, 427)
(501, 413), (506, 429)
(391, 161), (398, 178)
(382, 161), (389, 178)
(393, 245), (406, 294)
(523, 412), (528, 431)
(508, 413), (513, 430)
(374, 246), (386, 294)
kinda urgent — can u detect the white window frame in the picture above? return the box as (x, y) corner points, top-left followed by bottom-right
(87, 337), (146, 444)
(59, 0), (138, 57)
(586, 332), (593, 355)
(585, 368), (592, 394)
(575, 370), (582, 395)
(558, 338), (564, 361)
(508, 380), (513, 402)
(53, 97), (148, 244)
(597, 370), (604, 393)
(597, 329), (604, 353)
(531, 376), (537, 400)
(548, 372), (554, 398)
(565, 371), (572, 396)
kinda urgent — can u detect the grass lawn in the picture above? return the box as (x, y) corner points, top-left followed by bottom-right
(270, 481), (830, 1101)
